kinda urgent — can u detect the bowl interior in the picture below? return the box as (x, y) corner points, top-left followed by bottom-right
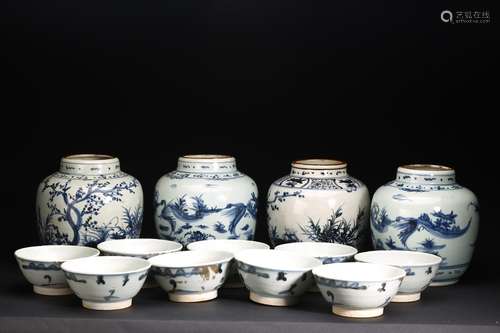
(275, 242), (357, 258)
(98, 239), (182, 255)
(355, 250), (442, 267)
(235, 249), (321, 271)
(15, 245), (99, 262)
(187, 240), (270, 255)
(149, 250), (233, 268)
(313, 262), (406, 282)
(61, 256), (150, 275)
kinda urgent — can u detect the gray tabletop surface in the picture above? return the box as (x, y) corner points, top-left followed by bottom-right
(1, 265), (499, 333)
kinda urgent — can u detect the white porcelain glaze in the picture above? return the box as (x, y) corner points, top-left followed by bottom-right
(275, 242), (357, 264)
(149, 250), (233, 302)
(371, 164), (479, 286)
(267, 159), (370, 249)
(154, 155), (258, 246)
(36, 154), (144, 247)
(355, 250), (441, 302)
(98, 239), (182, 258)
(15, 245), (100, 295)
(61, 256), (150, 310)
(313, 262), (405, 318)
(235, 249), (321, 306)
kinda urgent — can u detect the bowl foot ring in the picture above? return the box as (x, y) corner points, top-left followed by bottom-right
(82, 299), (132, 310)
(391, 292), (421, 303)
(332, 305), (384, 318)
(169, 290), (218, 303)
(249, 292), (298, 306)
(33, 285), (73, 296)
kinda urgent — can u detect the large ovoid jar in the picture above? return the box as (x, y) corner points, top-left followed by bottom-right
(154, 155), (258, 246)
(370, 164), (479, 286)
(36, 154), (144, 247)
(267, 159), (370, 249)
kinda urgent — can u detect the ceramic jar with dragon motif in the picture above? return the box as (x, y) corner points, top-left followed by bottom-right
(267, 159), (370, 249)
(36, 154), (144, 247)
(370, 164), (479, 286)
(154, 155), (258, 246)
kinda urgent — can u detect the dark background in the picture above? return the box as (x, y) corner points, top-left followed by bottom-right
(1, 0), (497, 281)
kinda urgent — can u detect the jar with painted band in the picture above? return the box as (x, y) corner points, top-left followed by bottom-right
(266, 159), (370, 249)
(154, 155), (258, 246)
(370, 164), (479, 286)
(36, 154), (144, 247)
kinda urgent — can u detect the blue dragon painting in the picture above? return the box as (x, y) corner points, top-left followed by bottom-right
(371, 202), (471, 252)
(155, 192), (257, 245)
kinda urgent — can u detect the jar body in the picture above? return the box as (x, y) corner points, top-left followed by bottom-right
(267, 160), (370, 249)
(370, 165), (479, 286)
(154, 155), (258, 246)
(36, 155), (143, 247)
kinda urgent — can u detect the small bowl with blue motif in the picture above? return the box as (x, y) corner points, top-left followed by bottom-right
(313, 262), (406, 318)
(14, 245), (100, 296)
(148, 250), (233, 302)
(187, 239), (270, 288)
(98, 238), (183, 288)
(61, 256), (151, 310)
(354, 250), (442, 302)
(235, 249), (322, 306)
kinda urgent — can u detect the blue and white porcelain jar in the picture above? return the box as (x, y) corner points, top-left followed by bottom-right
(267, 159), (370, 249)
(370, 164), (479, 286)
(36, 154), (144, 247)
(154, 155), (258, 246)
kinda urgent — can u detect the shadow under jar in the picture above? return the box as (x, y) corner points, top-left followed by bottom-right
(36, 154), (144, 247)
(370, 164), (479, 286)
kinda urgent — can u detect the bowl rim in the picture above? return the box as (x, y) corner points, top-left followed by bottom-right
(148, 250), (234, 268)
(235, 249), (322, 272)
(312, 262), (407, 283)
(97, 238), (183, 256)
(354, 250), (442, 267)
(186, 239), (270, 252)
(14, 245), (100, 263)
(274, 242), (358, 258)
(61, 255), (151, 276)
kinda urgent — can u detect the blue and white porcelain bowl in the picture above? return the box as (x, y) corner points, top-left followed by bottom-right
(275, 242), (358, 292)
(354, 250), (442, 302)
(275, 242), (357, 264)
(313, 262), (406, 318)
(61, 256), (151, 310)
(98, 238), (182, 288)
(149, 250), (232, 302)
(235, 249), (321, 306)
(187, 239), (270, 288)
(15, 245), (100, 296)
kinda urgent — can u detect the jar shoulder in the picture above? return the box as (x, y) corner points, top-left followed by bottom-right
(269, 174), (368, 194)
(38, 171), (142, 192)
(155, 171), (257, 192)
(372, 183), (478, 205)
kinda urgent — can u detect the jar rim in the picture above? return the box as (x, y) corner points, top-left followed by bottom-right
(398, 164), (454, 174)
(292, 159), (347, 170)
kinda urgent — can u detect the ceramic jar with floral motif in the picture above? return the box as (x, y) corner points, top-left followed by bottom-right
(154, 155), (258, 246)
(267, 159), (370, 249)
(36, 154), (144, 247)
(370, 164), (479, 286)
